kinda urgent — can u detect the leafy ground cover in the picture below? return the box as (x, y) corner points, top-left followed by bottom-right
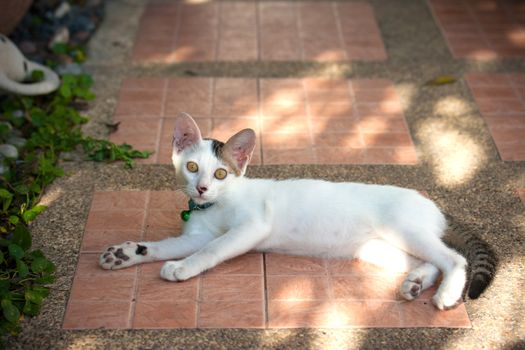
(0, 72), (152, 337)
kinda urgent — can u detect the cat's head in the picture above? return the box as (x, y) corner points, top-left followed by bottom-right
(171, 113), (256, 204)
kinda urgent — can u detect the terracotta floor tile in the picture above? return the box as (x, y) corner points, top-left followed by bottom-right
(263, 149), (317, 165)
(261, 101), (307, 119)
(313, 132), (364, 148)
(265, 254), (326, 275)
(63, 301), (132, 329)
(133, 301), (197, 328)
(466, 73), (525, 161)
(333, 301), (403, 328)
(356, 116), (408, 133)
(259, 3), (301, 61)
(331, 275), (401, 301)
(430, 0), (525, 59)
(198, 301), (265, 328)
(363, 132), (414, 148)
(115, 101), (163, 118)
(81, 230), (142, 252)
(496, 142), (525, 161)
(400, 301), (471, 328)
(137, 262), (199, 302)
(85, 210), (145, 231)
(205, 253), (263, 276)
(365, 147), (418, 164)
(121, 77), (166, 91)
(90, 191), (148, 211)
(133, 2), (385, 63)
(268, 300), (338, 328)
(200, 275), (264, 301)
(149, 191), (187, 210)
(308, 101), (354, 119)
(262, 132), (312, 150)
(146, 210), (180, 231)
(267, 275), (330, 300)
(315, 147), (367, 164)
(69, 274), (135, 302)
(261, 115), (310, 134)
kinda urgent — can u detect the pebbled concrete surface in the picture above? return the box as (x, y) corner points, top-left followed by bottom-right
(5, 0), (525, 349)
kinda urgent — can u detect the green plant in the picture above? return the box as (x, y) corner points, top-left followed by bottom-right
(0, 72), (152, 337)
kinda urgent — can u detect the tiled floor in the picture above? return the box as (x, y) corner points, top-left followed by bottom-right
(465, 73), (525, 161)
(111, 77), (418, 165)
(63, 191), (471, 329)
(133, 2), (386, 62)
(429, 0), (525, 59)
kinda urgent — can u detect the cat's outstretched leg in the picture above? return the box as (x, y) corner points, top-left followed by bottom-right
(99, 233), (214, 270)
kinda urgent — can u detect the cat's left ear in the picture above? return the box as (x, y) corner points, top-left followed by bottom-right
(223, 129), (256, 175)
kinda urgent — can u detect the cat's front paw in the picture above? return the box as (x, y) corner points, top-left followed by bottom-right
(99, 241), (148, 270)
(160, 260), (195, 281)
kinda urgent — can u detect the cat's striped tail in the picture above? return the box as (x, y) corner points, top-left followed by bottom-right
(444, 222), (497, 299)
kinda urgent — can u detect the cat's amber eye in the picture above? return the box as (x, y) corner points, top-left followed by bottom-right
(186, 161), (199, 173)
(214, 168), (227, 180)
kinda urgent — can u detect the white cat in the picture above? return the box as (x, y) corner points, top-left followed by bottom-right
(100, 113), (493, 310)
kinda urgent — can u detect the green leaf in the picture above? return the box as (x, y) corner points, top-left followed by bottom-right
(0, 280), (10, 296)
(23, 301), (41, 316)
(1, 300), (20, 324)
(31, 257), (50, 273)
(0, 189), (13, 212)
(51, 43), (69, 55)
(59, 84), (71, 99)
(9, 216), (19, 225)
(14, 184), (29, 195)
(12, 224), (31, 250)
(425, 75), (457, 86)
(8, 244), (24, 259)
(0, 189), (12, 199)
(35, 275), (55, 284)
(30, 250), (45, 259)
(16, 260), (29, 278)
(22, 205), (47, 224)
(25, 290), (44, 305)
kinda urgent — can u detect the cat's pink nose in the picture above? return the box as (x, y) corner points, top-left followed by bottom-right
(197, 186), (207, 195)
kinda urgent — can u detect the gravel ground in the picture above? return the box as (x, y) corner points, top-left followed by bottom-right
(5, 0), (525, 349)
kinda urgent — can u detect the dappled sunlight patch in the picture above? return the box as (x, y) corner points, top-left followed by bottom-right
(433, 95), (470, 117)
(66, 335), (104, 349)
(422, 121), (486, 187)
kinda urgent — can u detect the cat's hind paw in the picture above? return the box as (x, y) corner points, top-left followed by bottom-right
(99, 241), (148, 270)
(400, 277), (422, 301)
(432, 292), (462, 310)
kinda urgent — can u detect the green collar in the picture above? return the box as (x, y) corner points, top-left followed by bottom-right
(180, 199), (214, 222)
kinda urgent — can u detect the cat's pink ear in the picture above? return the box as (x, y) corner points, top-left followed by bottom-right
(172, 113), (202, 154)
(223, 129), (256, 174)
